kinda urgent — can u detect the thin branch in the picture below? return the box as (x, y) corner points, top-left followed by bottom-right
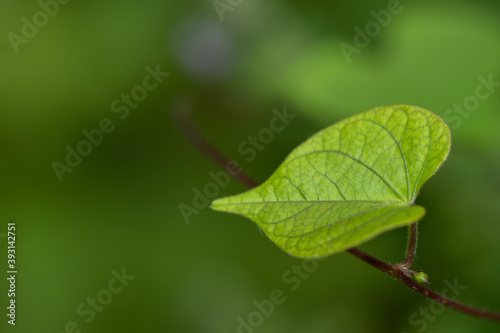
(178, 107), (500, 322)
(347, 247), (500, 321)
(174, 101), (259, 189)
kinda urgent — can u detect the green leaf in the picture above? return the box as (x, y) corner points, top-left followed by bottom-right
(211, 105), (451, 258)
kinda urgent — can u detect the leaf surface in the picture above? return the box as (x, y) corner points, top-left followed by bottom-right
(212, 105), (451, 258)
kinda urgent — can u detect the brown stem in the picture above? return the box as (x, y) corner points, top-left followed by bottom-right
(399, 223), (418, 269)
(174, 101), (259, 189)
(178, 106), (500, 322)
(347, 247), (500, 321)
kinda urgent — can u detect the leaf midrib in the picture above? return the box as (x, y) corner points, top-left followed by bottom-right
(212, 200), (409, 206)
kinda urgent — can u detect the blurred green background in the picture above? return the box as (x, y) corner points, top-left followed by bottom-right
(1, 0), (499, 332)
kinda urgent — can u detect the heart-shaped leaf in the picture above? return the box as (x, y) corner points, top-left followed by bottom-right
(211, 105), (451, 258)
